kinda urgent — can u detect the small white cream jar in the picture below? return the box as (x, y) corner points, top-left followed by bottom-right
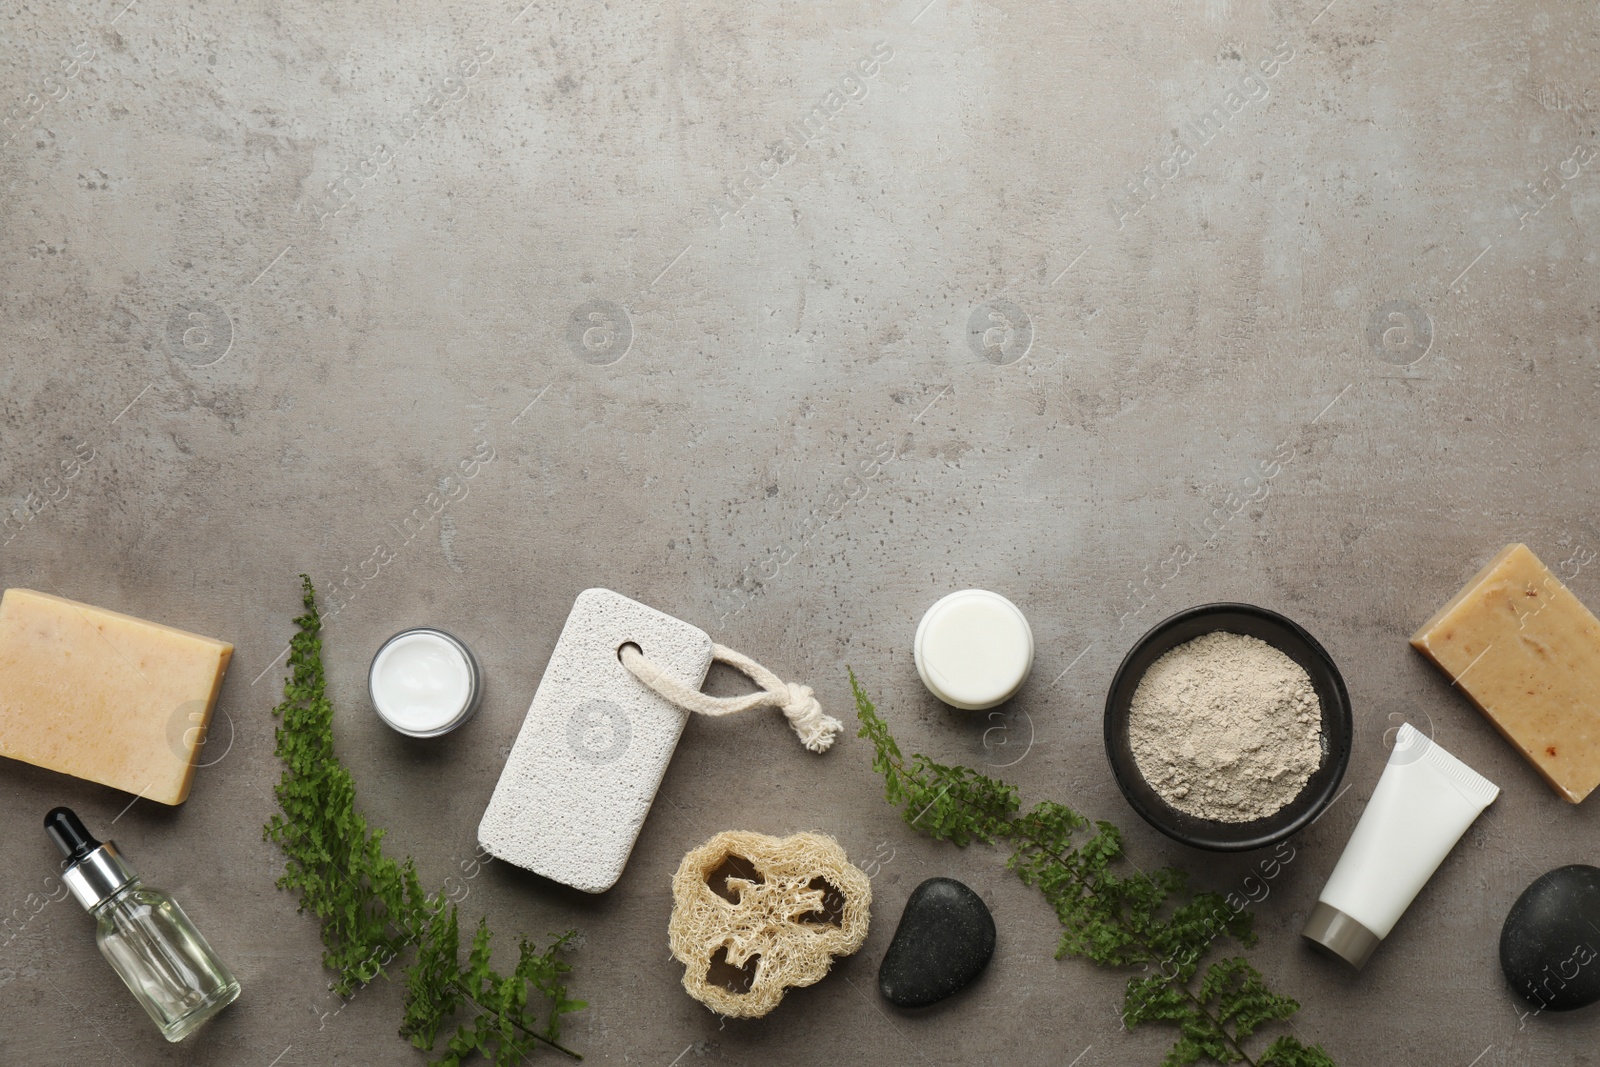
(913, 590), (1034, 710)
(368, 628), (482, 737)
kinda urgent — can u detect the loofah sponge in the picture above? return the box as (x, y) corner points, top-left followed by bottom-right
(668, 830), (871, 1018)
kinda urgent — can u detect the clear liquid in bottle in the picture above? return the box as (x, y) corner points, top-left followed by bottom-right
(95, 881), (240, 1042)
(46, 806), (241, 1043)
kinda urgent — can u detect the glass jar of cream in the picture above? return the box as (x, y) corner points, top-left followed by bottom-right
(368, 628), (482, 737)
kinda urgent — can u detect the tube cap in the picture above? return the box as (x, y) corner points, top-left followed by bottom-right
(1302, 901), (1381, 970)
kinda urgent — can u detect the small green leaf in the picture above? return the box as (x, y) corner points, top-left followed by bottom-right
(1258, 1035), (1338, 1067)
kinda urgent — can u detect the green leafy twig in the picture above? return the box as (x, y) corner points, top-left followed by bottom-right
(265, 575), (586, 1066)
(402, 908), (585, 1064)
(849, 670), (1333, 1067)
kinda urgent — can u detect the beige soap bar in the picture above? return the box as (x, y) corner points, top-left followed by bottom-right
(0, 589), (233, 805)
(1411, 544), (1600, 803)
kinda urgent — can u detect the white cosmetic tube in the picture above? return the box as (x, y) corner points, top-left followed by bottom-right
(1303, 722), (1499, 969)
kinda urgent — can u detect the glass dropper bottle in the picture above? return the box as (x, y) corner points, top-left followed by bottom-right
(45, 807), (241, 1042)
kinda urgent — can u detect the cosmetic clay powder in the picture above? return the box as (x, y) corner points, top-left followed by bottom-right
(1128, 631), (1322, 823)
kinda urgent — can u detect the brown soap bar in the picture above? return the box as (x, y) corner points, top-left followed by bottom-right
(0, 589), (233, 805)
(1411, 544), (1600, 803)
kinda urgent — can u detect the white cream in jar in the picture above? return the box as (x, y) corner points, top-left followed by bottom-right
(368, 628), (481, 737)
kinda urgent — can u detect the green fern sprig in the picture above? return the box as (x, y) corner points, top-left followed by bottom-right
(266, 575), (586, 1065)
(849, 670), (1333, 1067)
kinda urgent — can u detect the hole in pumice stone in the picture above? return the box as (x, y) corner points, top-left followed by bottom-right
(616, 641), (642, 662)
(705, 853), (765, 903)
(705, 945), (759, 995)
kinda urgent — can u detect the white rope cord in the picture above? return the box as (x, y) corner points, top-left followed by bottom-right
(619, 643), (842, 753)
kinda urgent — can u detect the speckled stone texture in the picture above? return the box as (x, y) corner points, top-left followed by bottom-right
(1, 0), (1598, 1065)
(479, 588), (713, 893)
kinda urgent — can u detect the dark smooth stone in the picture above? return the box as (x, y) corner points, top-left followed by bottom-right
(1500, 864), (1600, 1012)
(878, 877), (996, 1008)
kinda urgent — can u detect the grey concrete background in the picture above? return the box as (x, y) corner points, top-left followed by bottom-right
(1, 0), (1597, 1063)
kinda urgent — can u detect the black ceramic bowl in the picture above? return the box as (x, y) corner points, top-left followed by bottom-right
(1103, 603), (1352, 852)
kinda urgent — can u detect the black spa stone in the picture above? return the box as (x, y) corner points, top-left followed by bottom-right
(1500, 864), (1600, 1013)
(877, 877), (996, 1008)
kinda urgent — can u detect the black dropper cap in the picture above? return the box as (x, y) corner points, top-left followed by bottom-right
(45, 806), (102, 864)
